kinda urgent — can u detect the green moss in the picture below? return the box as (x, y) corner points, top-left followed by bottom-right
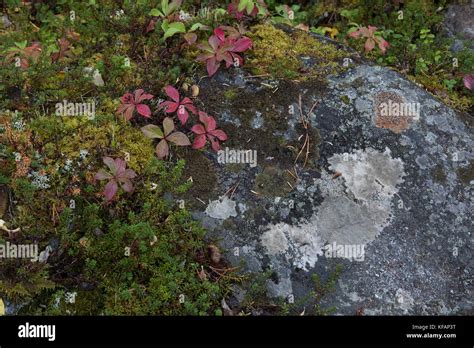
(457, 161), (474, 186)
(431, 164), (447, 184)
(254, 166), (295, 198)
(340, 95), (350, 104)
(247, 24), (349, 81)
(32, 115), (153, 174)
(223, 88), (240, 101)
(177, 148), (218, 206)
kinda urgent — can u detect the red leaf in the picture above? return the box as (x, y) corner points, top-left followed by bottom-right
(191, 124), (206, 135)
(232, 37), (252, 52)
(378, 38), (389, 54)
(104, 180), (118, 201)
(463, 74), (474, 90)
(123, 105), (135, 121)
(208, 135), (221, 152)
(146, 17), (158, 33)
(215, 27), (226, 42)
(208, 35), (221, 51)
(207, 56), (220, 76)
(136, 104), (151, 117)
(208, 129), (228, 141)
(119, 178), (134, 193)
(364, 38), (375, 52)
(165, 85), (180, 102)
(177, 106), (189, 125)
(122, 169), (137, 179)
(114, 158), (127, 174)
(192, 134), (207, 149)
(199, 112), (216, 131)
(160, 101), (179, 113)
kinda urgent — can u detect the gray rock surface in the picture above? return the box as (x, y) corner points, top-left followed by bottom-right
(187, 32), (473, 315)
(445, 2), (474, 40)
(444, 2), (474, 52)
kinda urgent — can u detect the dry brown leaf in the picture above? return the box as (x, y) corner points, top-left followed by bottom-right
(191, 85), (200, 97)
(208, 244), (221, 264)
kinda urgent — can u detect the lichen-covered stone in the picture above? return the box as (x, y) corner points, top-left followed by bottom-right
(190, 29), (473, 315)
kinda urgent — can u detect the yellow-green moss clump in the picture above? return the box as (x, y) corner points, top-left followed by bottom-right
(247, 24), (349, 80)
(57, 117), (154, 174)
(33, 115), (154, 174)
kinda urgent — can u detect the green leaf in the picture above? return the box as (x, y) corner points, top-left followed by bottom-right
(15, 41), (27, 49)
(161, 19), (169, 31)
(149, 8), (163, 17)
(141, 125), (164, 139)
(189, 23), (206, 32)
(246, 0), (254, 14)
(168, 0), (182, 14)
(238, 0), (248, 12)
(161, 0), (169, 15)
(163, 22), (186, 40)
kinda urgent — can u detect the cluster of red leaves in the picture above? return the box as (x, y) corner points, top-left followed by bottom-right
(94, 157), (137, 201)
(348, 25), (389, 54)
(159, 85), (197, 125)
(116, 89), (154, 121)
(5, 42), (42, 69)
(5, 31), (80, 70)
(197, 27), (253, 76)
(158, 86), (227, 152)
(191, 111), (228, 151)
(116, 85), (227, 159)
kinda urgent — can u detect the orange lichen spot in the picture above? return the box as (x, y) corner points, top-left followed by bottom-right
(373, 92), (419, 133)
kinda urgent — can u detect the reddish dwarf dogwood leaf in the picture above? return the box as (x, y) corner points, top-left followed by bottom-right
(348, 25), (389, 54)
(197, 27), (253, 77)
(191, 111), (228, 151)
(146, 17), (159, 33)
(141, 117), (191, 159)
(51, 38), (74, 63)
(95, 157), (137, 201)
(159, 85), (197, 125)
(463, 74), (474, 90)
(116, 89), (154, 121)
(5, 42), (42, 69)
